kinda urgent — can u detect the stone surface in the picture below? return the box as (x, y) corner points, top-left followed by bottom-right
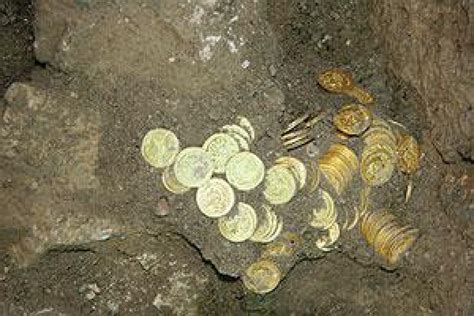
(370, 0), (473, 163)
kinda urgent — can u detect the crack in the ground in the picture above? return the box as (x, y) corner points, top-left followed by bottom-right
(170, 231), (240, 283)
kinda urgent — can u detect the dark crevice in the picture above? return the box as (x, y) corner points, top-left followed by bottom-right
(171, 231), (240, 283)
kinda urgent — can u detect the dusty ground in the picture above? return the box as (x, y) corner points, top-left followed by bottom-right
(0, 0), (472, 315)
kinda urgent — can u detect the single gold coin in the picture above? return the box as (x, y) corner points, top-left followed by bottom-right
(242, 259), (282, 294)
(225, 152), (265, 191)
(196, 178), (235, 218)
(218, 202), (258, 242)
(396, 134), (421, 174)
(333, 103), (372, 136)
(361, 144), (395, 186)
(174, 147), (214, 188)
(141, 128), (180, 168)
(203, 133), (240, 174)
(263, 165), (297, 205)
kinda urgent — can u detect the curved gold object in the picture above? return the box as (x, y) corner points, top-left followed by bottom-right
(218, 202), (258, 242)
(318, 143), (359, 195)
(242, 259), (282, 294)
(317, 68), (374, 104)
(275, 156), (307, 190)
(141, 128), (180, 168)
(173, 147), (214, 188)
(360, 144), (396, 187)
(202, 133), (240, 174)
(396, 133), (421, 174)
(333, 103), (372, 136)
(225, 152), (265, 191)
(310, 189), (337, 230)
(162, 166), (189, 194)
(361, 118), (397, 187)
(360, 209), (419, 264)
(261, 232), (304, 258)
(250, 205), (283, 243)
(196, 178), (235, 218)
(263, 165), (297, 205)
(315, 222), (340, 252)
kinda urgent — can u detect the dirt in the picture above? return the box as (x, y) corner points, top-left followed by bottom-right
(0, 0), (472, 315)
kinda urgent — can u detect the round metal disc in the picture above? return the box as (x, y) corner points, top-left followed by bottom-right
(141, 128), (180, 168)
(174, 147), (214, 188)
(225, 152), (265, 191)
(203, 133), (240, 174)
(263, 165), (297, 205)
(242, 259), (282, 294)
(218, 202), (258, 242)
(196, 178), (235, 218)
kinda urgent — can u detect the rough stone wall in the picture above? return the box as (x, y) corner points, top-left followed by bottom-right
(370, 0), (473, 163)
(33, 0), (275, 96)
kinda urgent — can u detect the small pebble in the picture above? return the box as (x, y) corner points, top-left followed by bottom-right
(306, 142), (320, 157)
(269, 65), (277, 77)
(156, 196), (171, 216)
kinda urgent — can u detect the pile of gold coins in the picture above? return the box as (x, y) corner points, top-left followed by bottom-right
(141, 68), (422, 295)
(142, 116), (307, 294)
(314, 68), (421, 261)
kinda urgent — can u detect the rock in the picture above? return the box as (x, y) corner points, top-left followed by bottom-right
(370, 0), (473, 162)
(33, 0), (277, 96)
(4, 82), (46, 110)
(155, 196), (171, 217)
(269, 64), (277, 77)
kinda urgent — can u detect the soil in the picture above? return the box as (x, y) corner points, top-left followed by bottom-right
(0, 0), (472, 315)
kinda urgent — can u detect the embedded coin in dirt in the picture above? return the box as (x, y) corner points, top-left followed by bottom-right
(225, 152), (265, 191)
(242, 259), (282, 295)
(203, 133), (240, 174)
(141, 128), (180, 168)
(196, 178), (235, 218)
(333, 103), (372, 136)
(218, 202), (258, 243)
(174, 147), (214, 188)
(263, 164), (297, 205)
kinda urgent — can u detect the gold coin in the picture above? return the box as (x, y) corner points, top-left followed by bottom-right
(162, 166), (189, 194)
(263, 165), (297, 205)
(396, 134), (421, 174)
(318, 68), (352, 92)
(333, 103), (372, 135)
(310, 189), (337, 229)
(361, 144), (395, 186)
(242, 259), (282, 294)
(174, 147), (214, 188)
(225, 152), (265, 191)
(307, 160), (320, 193)
(221, 124), (252, 144)
(203, 133), (240, 174)
(315, 222), (340, 251)
(250, 205), (283, 243)
(218, 202), (258, 242)
(387, 228), (418, 264)
(196, 178), (235, 218)
(262, 232), (304, 258)
(237, 116), (256, 141)
(141, 128), (180, 168)
(275, 156), (307, 189)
